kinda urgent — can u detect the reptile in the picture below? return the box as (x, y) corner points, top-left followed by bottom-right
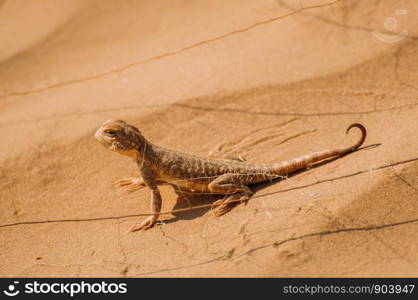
(95, 120), (366, 231)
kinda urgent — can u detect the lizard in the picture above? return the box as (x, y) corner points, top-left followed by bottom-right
(94, 119), (366, 231)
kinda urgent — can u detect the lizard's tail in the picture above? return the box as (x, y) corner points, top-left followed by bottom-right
(271, 123), (366, 176)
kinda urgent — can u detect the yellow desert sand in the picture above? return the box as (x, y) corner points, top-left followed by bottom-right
(0, 0), (417, 277)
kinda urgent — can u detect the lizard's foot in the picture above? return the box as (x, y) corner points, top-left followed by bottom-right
(128, 216), (157, 232)
(114, 177), (145, 193)
(213, 200), (234, 216)
(213, 192), (251, 217)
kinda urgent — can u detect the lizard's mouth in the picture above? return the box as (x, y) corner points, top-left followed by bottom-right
(94, 129), (111, 149)
(94, 130), (101, 141)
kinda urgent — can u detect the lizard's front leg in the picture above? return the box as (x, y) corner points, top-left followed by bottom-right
(208, 174), (253, 217)
(114, 177), (146, 192)
(129, 188), (162, 231)
(129, 169), (162, 232)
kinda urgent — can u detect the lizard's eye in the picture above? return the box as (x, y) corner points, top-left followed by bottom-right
(106, 130), (116, 137)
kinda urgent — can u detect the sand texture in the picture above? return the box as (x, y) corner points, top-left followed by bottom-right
(1, 0), (417, 277)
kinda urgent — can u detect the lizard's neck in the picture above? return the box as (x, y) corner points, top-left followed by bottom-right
(133, 139), (152, 166)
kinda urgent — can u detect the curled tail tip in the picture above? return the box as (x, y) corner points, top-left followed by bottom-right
(346, 122), (365, 133)
(346, 123), (367, 150)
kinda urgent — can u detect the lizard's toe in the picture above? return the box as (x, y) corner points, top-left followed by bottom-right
(212, 199), (225, 206)
(214, 204), (233, 217)
(213, 192), (251, 216)
(129, 223), (150, 232)
(128, 216), (157, 232)
(114, 179), (131, 187)
(213, 199), (235, 216)
(114, 177), (145, 192)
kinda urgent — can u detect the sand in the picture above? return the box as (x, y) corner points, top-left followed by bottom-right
(0, 0), (417, 277)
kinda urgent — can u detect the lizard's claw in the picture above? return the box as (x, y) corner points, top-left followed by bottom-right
(114, 177), (145, 193)
(212, 193), (251, 217)
(213, 203), (233, 217)
(128, 216), (157, 232)
(212, 199), (235, 217)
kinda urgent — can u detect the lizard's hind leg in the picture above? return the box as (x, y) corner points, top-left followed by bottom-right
(114, 177), (146, 192)
(208, 174), (253, 216)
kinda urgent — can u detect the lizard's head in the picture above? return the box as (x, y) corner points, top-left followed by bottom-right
(95, 119), (145, 158)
